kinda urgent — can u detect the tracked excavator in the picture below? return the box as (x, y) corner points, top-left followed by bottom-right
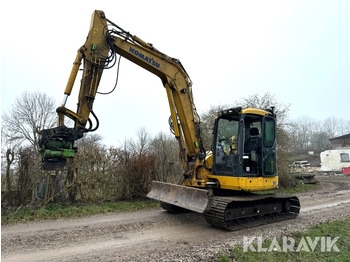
(39, 10), (300, 230)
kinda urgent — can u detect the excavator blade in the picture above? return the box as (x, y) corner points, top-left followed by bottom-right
(147, 181), (211, 213)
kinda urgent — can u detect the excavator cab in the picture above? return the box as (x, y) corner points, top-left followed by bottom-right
(212, 107), (277, 179)
(149, 107), (299, 230)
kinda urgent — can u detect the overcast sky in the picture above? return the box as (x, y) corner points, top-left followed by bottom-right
(1, 0), (349, 146)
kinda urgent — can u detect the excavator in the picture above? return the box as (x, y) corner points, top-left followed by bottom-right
(39, 10), (300, 230)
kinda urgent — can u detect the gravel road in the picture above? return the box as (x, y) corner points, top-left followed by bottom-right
(2, 176), (350, 262)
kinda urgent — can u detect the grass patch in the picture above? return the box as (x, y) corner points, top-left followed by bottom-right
(257, 180), (317, 195)
(277, 181), (316, 194)
(2, 200), (160, 224)
(219, 217), (350, 262)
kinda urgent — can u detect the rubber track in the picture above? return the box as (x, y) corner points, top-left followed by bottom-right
(203, 195), (300, 231)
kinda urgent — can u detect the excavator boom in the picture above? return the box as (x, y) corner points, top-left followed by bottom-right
(40, 10), (204, 174)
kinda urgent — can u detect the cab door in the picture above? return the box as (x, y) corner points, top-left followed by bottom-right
(262, 116), (277, 177)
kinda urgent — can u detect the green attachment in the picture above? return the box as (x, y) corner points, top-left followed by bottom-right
(40, 140), (76, 171)
(40, 140), (75, 159)
(194, 141), (199, 148)
(42, 148), (75, 159)
(39, 125), (81, 171)
(91, 44), (97, 51)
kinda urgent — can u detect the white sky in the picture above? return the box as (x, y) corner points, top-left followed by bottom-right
(1, 0), (350, 146)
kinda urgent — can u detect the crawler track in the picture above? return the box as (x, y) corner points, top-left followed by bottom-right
(204, 194), (300, 231)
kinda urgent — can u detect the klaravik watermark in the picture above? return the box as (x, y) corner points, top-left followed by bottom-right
(243, 236), (340, 252)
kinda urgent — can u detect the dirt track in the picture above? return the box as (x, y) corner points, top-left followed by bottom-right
(2, 176), (350, 262)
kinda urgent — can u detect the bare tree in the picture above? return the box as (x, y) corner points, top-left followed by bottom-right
(5, 149), (15, 204)
(128, 127), (151, 155)
(339, 119), (350, 135)
(311, 131), (331, 152)
(323, 116), (340, 139)
(289, 116), (316, 153)
(235, 92), (290, 123)
(2, 91), (57, 151)
(1, 91), (58, 204)
(200, 104), (229, 151)
(17, 146), (38, 204)
(73, 134), (105, 201)
(199, 93), (290, 152)
(149, 132), (183, 183)
(288, 116), (350, 154)
(323, 116), (350, 138)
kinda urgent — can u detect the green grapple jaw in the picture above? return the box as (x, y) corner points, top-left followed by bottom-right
(40, 140), (75, 170)
(39, 125), (82, 171)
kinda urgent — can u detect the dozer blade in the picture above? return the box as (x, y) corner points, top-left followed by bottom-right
(146, 181), (211, 213)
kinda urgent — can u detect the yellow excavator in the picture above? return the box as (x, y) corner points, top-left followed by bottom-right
(39, 10), (300, 230)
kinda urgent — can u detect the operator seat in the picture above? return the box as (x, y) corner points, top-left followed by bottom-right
(245, 127), (260, 153)
(244, 127), (261, 175)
